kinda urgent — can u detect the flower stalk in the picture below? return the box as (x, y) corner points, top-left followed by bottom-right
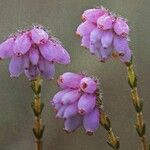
(31, 76), (45, 150)
(96, 95), (120, 150)
(125, 58), (147, 150)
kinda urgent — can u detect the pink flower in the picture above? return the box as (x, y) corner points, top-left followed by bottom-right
(78, 94), (96, 115)
(97, 13), (114, 30)
(51, 72), (100, 135)
(76, 6), (132, 63)
(76, 21), (96, 37)
(30, 27), (49, 44)
(80, 77), (97, 94)
(82, 7), (107, 23)
(83, 108), (100, 134)
(13, 32), (31, 56)
(57, 72), (84, 89)
(113, 18), (129, 37)
(0, 37), (14, 59)
(0, 25), (70, 80)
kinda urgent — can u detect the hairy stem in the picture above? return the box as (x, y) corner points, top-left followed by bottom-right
(31, 76), (45, 150)
(126, 60), (147, 150)
(97, 96), (120, 150)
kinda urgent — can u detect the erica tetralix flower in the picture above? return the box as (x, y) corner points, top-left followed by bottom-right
(0, 25), (70, 80)
(76, 6), (132, 63)
(51, 72), (100, 135)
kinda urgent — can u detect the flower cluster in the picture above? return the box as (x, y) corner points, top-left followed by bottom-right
(76, 6), (132, 63)
(51, 72), (100, 135)
(0, 26), (70, 80)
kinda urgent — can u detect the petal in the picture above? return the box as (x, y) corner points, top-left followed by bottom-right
(0, 37), (14, 59)
(80, 77), (97, 94)
(83, 108), (100, 135)
(76, 21), (96, 36)
(30, 27), (48, 44)
(63, 102), (78, 119)
(57, 72), (84, 89)
(78, 94), (96, 115)
(64, 115), (82, 133)
(61, 89), (81, 105)
(101, 30), (113, 49)
(29, 47), (39, 65)
(9, 56), (24, 77)
(13, 33), (31, 56)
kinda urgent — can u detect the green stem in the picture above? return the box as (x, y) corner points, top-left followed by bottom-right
(125, 60), (148, 150)
(31, 76), (45, 150)
(97, 95), (120, 150)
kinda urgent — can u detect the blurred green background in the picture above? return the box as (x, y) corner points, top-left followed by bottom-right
(0, 0), (150, 149)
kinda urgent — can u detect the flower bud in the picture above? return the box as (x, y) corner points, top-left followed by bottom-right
(9, 56), (24, 77)
(57, 72), (84, 89)
(78, 94), (96, 115)
(63, 102), (78, 119)
(101, 30), (113, 49)
(97, 13), (114, 30)
(80, 77), (97, 94)
(82, 8), (106, 23)
(0, 37), (14, 59)
(64, 115), (82, 133)
(83, 108), (100, 135)
(61, 90), (81, 105)
(113, 18), (129, 37)
(31, 27), (48, 44)
(13, 33), (31, 56)
(76, 21), (95, 37)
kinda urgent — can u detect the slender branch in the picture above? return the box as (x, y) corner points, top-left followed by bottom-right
(96, 94), (120, 150)
(125, 59), (148, 150)
(31, 76), (45, 150)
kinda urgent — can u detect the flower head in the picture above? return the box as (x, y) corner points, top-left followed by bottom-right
(51, 72), (100, 135)
(0, 25), (70, 80)
(76, 6), (132, 63)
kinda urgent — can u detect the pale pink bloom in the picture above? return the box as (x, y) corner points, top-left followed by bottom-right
(51, 72), (100, 134)
(76, 6), (132, 63)
(0, 25), (70, 80)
